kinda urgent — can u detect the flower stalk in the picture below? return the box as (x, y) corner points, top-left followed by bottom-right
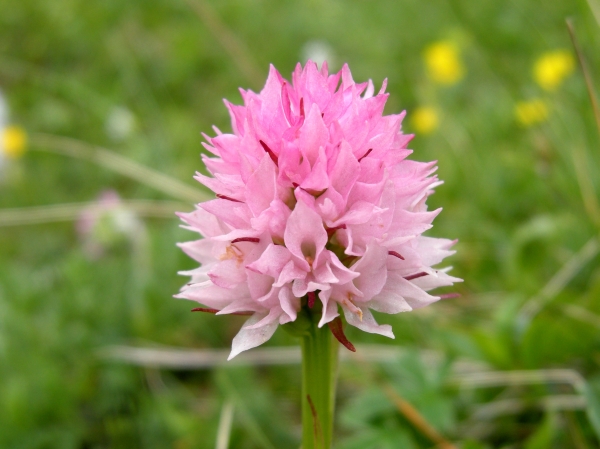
(300, 307), (338, 449)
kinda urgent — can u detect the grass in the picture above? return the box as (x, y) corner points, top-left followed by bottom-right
(1, 0), (599, 447)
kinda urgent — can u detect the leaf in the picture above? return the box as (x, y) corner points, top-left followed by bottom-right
(336, 427), (416, 449)
(382, 350), (457, 432)
(523, 412), (557, 449)
(586, 0), (600, 30)
(582, 381), (600, 441)
(340, 388), (396, 429)
(214, 368), (292, 449)
(460, 440), (492, 449)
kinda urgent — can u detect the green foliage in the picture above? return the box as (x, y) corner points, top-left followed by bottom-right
(1, 0), (600, 447)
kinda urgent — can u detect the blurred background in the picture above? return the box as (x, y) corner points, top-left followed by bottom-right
(1, 0), (600, 447)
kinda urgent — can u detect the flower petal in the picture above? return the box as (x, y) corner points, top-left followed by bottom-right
(284, 197), (328, 269)
(342, 305), (394, 339)
(228, 313), (279, 360)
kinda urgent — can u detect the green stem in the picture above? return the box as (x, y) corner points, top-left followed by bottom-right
(301, 312), (338, 449)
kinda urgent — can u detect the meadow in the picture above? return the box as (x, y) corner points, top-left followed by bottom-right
(1, 0), (600, 447)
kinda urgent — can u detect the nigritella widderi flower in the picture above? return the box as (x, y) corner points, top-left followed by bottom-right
(176, 62), (461, 359)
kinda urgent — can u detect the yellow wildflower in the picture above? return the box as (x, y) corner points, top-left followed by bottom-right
(411, 106), (439, 134)
(515, 99), (549, 127)
(533, 50), (575, 91)
(424, 41), (465, 85)
(2, 126), (27, 158)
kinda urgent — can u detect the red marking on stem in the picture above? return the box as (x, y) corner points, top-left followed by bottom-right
(306, 395), (323, 447)
(438, 293), (461, 300)
(231, 237), (260, 244)
(358, 148), (373, 162)
(388, 251), (405, 260)
(299, 97), (305, 117)
(259, 140), (278, 165)
(328, 316), (356, 352)
(191, 307), (253, 316)
(404, 272), (428, 281)
(216, 194), (243, 203)
(307, 291), (316, 308)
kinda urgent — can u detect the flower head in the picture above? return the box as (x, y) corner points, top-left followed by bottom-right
(78, 190), (145, 259)
(533, 50), (575, 91)
(177, 62), (461, 359)
(515, 98), (549, 127)
(105, 106), (136, 142)
(2, 126), (27, 159)
(0, 88), (27, 179)
(411, 106), (440, 134)
(424, 41), (465, 85)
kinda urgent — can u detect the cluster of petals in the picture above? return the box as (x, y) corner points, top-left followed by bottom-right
(176, 61), (461, 359)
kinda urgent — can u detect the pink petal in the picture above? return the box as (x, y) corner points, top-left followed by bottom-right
(410, 270), (463, 291)
(283, 197), (328, 270)
(175, 281), (250, 309)
(328, 140), (360, 199)
(250, 199), (292, 241)
(374, 272), (438, 310)
(298, 103), (329, 166)
(246, 243), (292, 277)
(342, 305), (394, 339)
(317, 289), (340, 327)
(177, 208), (229, 238)
(228, 313), (279, 360)
(200, 199), (252, 230)
(279, 286), (300, 321)
(208, 258), (246, 288)
(275, 260), (307, 287)
(246, 154), (277, 216)
(350, 242), (388, 302)
(300, 146), (330, 193)
(177, 239), (219, 264)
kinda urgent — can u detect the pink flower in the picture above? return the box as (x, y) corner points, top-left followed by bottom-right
(177, 62), (461, 359)
(78, 190), (145, 259)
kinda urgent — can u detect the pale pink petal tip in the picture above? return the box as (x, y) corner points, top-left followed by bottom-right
(228, 314), (279, 360)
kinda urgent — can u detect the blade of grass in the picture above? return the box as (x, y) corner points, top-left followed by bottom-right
(468, 395), (585, 421)
(214, 370), (277, 449)
(581, 381), (600, 443)
(565, 410), (592, 449)
(215, 400), (235, 449)
(98, 344), (487, 373)
(566, 19), (600, 227)
(562, 304), (600, 329)
(29, 133), (210, 204)
(349, 349), (457, 449)
(571, 144), (600, 228)
(454, 369), (586, 391)
(382, 384), (457, 449)
(0, 200), (184, 226)
(516, 236), (599, 335)
(585, 0), (600, 27)
(567, 19), (600, 139)
(184, 0), (263, 87)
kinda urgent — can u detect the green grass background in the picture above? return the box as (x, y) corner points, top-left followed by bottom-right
(1, 0), (600, 447)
